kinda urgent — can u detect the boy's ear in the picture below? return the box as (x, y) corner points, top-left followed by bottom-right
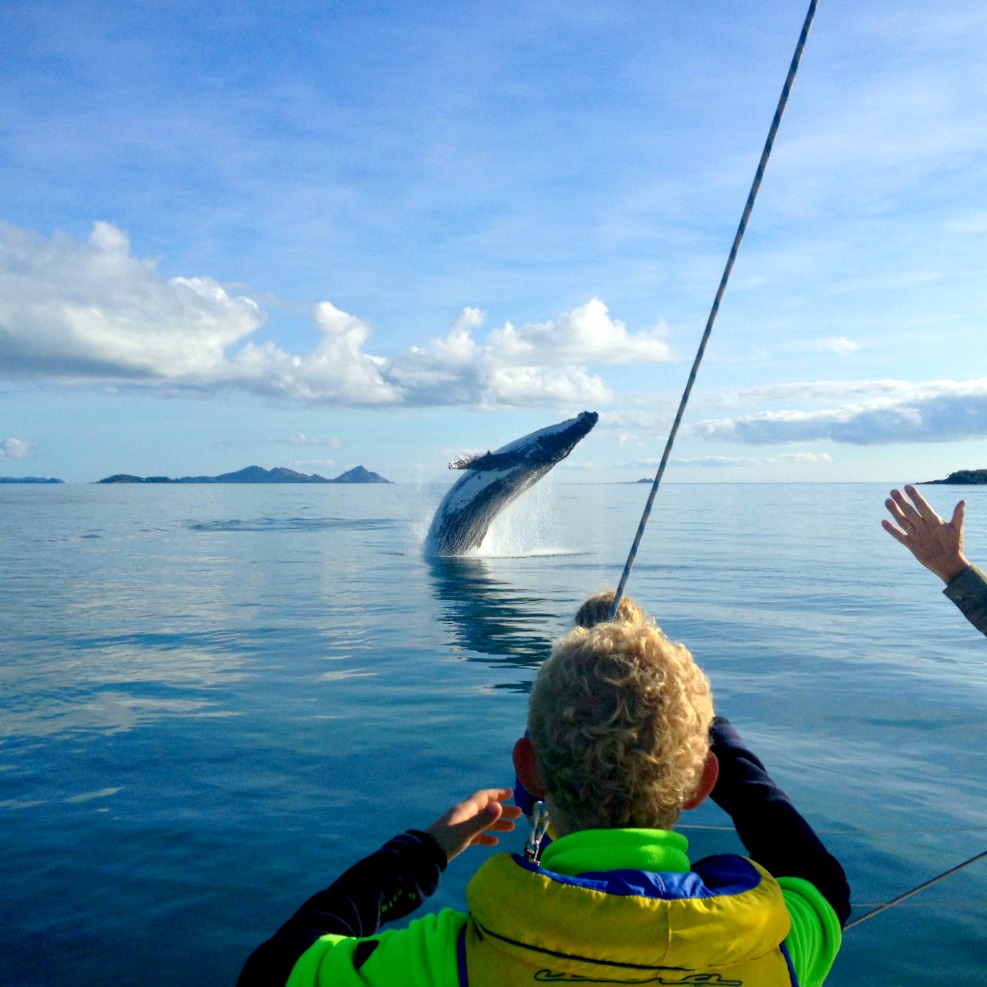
(513, 736), (546, 797)
(682, 751), (719, 811)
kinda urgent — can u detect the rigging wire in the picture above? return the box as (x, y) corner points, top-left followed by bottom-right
(844, 850), (987, 930)
(678, 823), (987, 836)
(608, 0), (819, 621)
(679, 822), (987, 924)
(853, 900), (987, 910)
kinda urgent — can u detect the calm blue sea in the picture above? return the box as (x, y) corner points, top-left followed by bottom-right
(2, 481), (986, 986)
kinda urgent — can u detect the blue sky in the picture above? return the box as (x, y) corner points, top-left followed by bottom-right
(2, 0), (986, 484)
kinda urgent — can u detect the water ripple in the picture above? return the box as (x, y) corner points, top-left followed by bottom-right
(188, 516), (396, 533)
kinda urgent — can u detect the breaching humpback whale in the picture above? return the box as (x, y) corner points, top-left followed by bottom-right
(424, 411), (598, 557)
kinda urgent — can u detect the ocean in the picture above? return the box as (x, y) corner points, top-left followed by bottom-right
(2, 480), (986, 985)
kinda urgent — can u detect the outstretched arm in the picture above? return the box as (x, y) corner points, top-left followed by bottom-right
(709, 717), (850, 925)
(882, 484), (987, 636)
(882, 484), (969, 584)
(237, 789), (520, 987)
(709, 718), (848, 987)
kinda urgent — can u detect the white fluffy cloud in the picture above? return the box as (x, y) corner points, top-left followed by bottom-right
(694, 379), (987, 445)
(230, 301), (401, 405)
(0, 223), (672, 408)
(485, 298), (671, 365)
(0, 438), (32, 459)
(387, 298), (669, 406)
(0, 222), (263, 379)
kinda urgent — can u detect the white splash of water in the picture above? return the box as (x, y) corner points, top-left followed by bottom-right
(474, 478), (578, 558)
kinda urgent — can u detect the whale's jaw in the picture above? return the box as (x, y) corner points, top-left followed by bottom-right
(424, 411), (598, 557)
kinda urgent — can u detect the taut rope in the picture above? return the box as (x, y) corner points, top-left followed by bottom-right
(609, 0), (820, 621)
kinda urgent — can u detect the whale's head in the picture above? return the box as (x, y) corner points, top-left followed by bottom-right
(528, 410), (599, 466)
(450, 411), (599, 473)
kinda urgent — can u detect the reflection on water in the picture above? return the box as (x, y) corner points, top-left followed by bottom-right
(189, 517), (395, 533)
(5, 690), (237, 742)
(427, 556), (555, 691)
(0, 487), (399, 742)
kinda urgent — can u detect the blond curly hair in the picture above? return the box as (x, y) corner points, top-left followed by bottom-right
(529, 621), (713, 831)
(573, 590), (651, 629)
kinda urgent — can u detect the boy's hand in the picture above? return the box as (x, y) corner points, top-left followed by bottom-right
(882, 484), (970, 584)
(425, 788), (522, 862)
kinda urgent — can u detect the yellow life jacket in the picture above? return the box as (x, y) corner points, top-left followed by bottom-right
(461, 842), (794, 987)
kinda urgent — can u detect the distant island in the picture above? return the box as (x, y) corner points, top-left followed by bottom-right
(0, 476), (64, 484)
(926, 469), (987, 485)
(98, 465), (391, 484)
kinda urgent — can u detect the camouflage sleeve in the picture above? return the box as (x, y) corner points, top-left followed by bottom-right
(943, 565), (987, 637)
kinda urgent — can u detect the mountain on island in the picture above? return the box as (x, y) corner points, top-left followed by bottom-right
(331, 466), (389, 484)
(926, 469), (987, 485)
(0, 476), (64, 484)
(98, 465), (391, 484)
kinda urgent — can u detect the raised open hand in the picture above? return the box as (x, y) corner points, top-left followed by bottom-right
(425, 788), (522, 862)
(882, 484), (969, 584)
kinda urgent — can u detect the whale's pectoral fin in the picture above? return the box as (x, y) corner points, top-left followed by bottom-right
(449, 451), (515, 471)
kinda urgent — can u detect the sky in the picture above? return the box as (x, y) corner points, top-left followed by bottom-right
(2, 0), (986, 484)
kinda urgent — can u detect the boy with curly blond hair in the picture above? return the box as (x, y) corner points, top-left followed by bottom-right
(240, 599), (849, 987)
